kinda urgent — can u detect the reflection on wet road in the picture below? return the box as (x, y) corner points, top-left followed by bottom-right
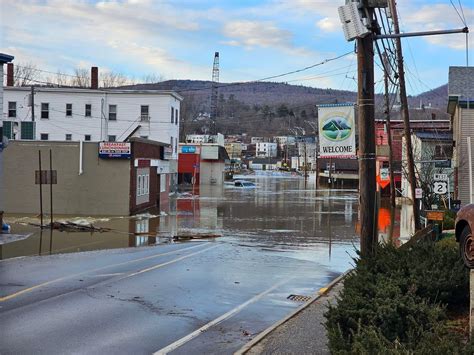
(1, 175), (359, 354)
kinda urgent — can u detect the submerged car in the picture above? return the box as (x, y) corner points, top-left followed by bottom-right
(455, 203), (474, 269)
(233, 180), (256, 188)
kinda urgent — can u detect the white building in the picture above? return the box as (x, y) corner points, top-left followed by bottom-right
(185, 133), (224, 147)
(2, 87), (182, 156)
(273, 136), (296, 146)
(256, 142), (277, 158)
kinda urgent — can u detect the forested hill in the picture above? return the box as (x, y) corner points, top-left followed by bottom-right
(120, 80), (449, 136)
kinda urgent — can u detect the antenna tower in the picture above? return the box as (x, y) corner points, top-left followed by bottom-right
(210, 52), (219, 135)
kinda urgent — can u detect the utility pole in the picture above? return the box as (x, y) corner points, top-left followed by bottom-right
(357, 4), (377, 257)
(31, 86), (35, 122)
(383, 53), (396, 208)
(389, 0), (421, 231)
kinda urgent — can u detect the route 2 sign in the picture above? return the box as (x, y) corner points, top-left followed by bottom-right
(433, 173), (448, 181)
(433, 181), (448, 195)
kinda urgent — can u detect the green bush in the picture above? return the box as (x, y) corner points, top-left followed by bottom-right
(325, 240), (470, 354)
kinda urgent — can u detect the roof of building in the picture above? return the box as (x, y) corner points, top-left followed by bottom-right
(448, 66), (474, 98)
(448, 66), (474, 114)
(4, 86), (183, 101)
(128, 137), (170, 147)
(0, 53), (14, 64)
(413, 131), (453, 141)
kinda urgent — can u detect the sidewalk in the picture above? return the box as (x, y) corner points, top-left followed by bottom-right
(236, 274), (346, 355)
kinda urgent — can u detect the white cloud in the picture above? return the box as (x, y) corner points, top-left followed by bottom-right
(223, 20), (293, 49)
(0, 0), (211, 79)
(400, 4), (473, 50)
(317, 17), (340, 32)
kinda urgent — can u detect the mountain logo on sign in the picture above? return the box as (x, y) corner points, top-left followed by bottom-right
(321, 116), (352, 141)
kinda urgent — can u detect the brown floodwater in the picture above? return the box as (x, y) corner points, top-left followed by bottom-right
(1, 173), (395, 261)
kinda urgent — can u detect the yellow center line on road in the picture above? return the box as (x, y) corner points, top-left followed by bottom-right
(0, 243), (210, 302)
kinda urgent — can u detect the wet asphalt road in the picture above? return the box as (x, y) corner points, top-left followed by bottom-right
(1, 241), (343, 354)
(1, 175), (357, 354)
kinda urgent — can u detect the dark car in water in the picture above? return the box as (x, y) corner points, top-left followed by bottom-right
(455, 204), (474, 268)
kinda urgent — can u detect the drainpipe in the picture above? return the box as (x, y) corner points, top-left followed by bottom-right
(79, 140), (84, 175)
(468, 136), (473, 204)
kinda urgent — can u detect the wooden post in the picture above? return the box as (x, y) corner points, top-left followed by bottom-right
(357, 10), (377, 257)
(389, 0), (421, 230)
(49, 149), (53, 227)
(383, 58), (396, 208)
(38, 150), (43, 228)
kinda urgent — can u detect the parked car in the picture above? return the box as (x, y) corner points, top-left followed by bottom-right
(455, 204), (474, 268)
(233, 180), (256, 188)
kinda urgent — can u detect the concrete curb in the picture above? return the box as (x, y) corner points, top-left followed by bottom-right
(234, 269), (352, 355)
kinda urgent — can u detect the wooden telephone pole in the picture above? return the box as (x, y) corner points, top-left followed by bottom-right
(389, 0), (421, 230)
(357, 5), (377, 257)
(382, 53), (396, 208)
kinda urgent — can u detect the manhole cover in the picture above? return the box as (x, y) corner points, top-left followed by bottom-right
(287, 294), (312, 302)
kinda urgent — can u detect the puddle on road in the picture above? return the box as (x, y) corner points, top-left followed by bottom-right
(0, 174), (403, 261)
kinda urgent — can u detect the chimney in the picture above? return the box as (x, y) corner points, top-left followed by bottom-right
(91, 66), (98, 89)
(6, 63), (14, 86)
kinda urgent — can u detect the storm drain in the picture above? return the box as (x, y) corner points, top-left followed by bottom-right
(287, 294), (312, 302)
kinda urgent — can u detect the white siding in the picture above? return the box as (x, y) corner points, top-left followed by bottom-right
(458, 107), (474, 205)
(2, 88), (181, 161)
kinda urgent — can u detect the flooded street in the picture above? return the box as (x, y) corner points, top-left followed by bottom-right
(2, 174), (359, 261)
(1, 174), (360, 354)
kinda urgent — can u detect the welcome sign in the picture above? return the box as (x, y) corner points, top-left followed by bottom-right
(318, 104), (356, 158)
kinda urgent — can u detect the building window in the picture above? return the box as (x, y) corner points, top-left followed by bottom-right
(137, 174), (150, 197)
(175, 109), (179, 125)
(66, 134), (72, 141)
(85, 104), (92, 117)
(170, 136), (174, 152)
(175, 140), (177, 153)
(109, 105), (117, 120)
(8, 102), (16, 117)
(41, 103), (49, 119)
(84, 134), (91, 141)
(141, 105), (149, 121)
(66, 103), (72, 117)
(108, 135), (116, 142)
(40, 133), (49, 141)
(171, 107), (174, 123)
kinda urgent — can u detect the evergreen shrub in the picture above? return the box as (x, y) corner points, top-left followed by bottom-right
(325, 239), (472, 354)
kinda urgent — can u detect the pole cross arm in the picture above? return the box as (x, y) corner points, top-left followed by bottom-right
(375, 27), (468, 39)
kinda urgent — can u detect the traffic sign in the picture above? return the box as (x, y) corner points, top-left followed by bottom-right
(415, 188), (423, 199)
(434, 173), (448, 181)
(433, 181), (448, 195)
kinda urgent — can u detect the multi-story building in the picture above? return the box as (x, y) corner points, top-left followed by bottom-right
(0, 53), (14, 212)
(448, 66), (474, 206)
(2, 66), (183, 189)
(224, 142), (243, 160)
(256, 142), (277, 158)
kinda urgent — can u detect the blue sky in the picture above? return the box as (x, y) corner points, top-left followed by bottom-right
(1, 0), (473, 95)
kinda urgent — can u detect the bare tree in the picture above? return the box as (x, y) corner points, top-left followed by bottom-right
(13, 62), (39, 86)
(402, 140), (454, 211)
(142, 73), (165, 84)
(100, 71), (129, 88)
(71, 68), (90, 87)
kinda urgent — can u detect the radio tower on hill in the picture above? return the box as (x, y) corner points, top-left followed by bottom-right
(210, 52), (219, 135)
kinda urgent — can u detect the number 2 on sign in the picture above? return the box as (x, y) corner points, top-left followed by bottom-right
(433, 181), (447, 195)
